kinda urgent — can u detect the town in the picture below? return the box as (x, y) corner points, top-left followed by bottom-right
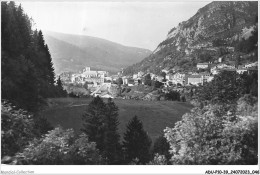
(59, 59), (258, 100)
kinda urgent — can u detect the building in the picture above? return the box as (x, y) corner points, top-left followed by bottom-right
(133, 71), (144, 80)
(246, 67), (258, 74)
(155, 76), (164, 82)
(59, 72), (73, 83)
(207, 76), (214, 82)
(133, 74), (138, 79)
(197, 63), (209, 70)
(236, 68), (248, 74)
(111, 75), (119, 82)
(137, 71), (144, 77)
(104, 77), (112, 82)
(210, 64), (232, 75)
(227, 64), (236, 69)
(211, 67), (237, 75)
(71, 67), (108, 85)
(122, 76), (129, 85)
(199, 72), (211, 83)
(186, 75), (203, 86)
(220, 68), (237, 73)
(216, 63), (228, 69)
(162, 69), (169, 74)
(134, 78), (141, 85)
(244, 62), (258, 68)
(166, 73), (174, 81)
(81, 67), (107, 78)
(227, 47), (235, 52)
(171, 73), (186, 85)
(150, 73), (156, 80)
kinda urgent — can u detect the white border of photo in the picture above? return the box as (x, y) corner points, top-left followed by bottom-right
(1, 165), (260, 175)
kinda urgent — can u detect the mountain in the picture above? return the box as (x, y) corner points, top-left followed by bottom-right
(43, 31), (152, 74)
(123, 1), (258, 75)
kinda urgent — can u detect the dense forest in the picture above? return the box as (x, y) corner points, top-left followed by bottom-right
(1, 1), (66, 113)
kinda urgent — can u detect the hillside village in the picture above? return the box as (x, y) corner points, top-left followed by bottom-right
(59, 57), (257, 101)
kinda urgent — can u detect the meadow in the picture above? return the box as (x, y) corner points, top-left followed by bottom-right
(41, 98), (193, 142)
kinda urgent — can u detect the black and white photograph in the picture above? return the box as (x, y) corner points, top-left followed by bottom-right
(1, 0), (259, 174)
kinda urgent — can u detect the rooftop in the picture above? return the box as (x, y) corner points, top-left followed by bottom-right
(187, 75), (202, 78)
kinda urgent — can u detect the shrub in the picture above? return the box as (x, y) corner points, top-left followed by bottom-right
(1, 101), (35, 158)
(147, 154), (167, 165)
(15, 127), (103, 165)
(165, 91), (181, 101)
(164, 102), (258, 165)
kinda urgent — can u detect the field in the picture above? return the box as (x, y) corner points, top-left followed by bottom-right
(41, 97), (193, 142)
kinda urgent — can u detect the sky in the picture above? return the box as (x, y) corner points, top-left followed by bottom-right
(19, 1), (210, 51)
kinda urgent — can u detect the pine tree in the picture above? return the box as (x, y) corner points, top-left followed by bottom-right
(123, 116), (152, 164)
(57, 76), (62, 88)
(55, 76), (66, 97)
(44, 44), (55, 86)
(16, 4), (32, 54)
(144, 74), (152, 86)
(81, 97), (122, 164)
(32, 30), (56, 98)
(36, 30), (50, 98)
(81, 96), (107, 151)
(56, 76), (63, 92)
(20, 58), (43, 111)
(103, 98), (121, 164)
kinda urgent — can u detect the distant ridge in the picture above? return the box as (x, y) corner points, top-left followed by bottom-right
(43, 31), (152, 74)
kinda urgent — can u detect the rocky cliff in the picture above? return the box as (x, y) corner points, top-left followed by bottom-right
(124, 1), (258, 75)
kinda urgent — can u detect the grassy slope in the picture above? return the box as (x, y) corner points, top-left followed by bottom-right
(42, 98), (193, 142)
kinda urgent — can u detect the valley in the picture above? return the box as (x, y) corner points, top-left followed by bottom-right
(2, 1), (258, 167)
